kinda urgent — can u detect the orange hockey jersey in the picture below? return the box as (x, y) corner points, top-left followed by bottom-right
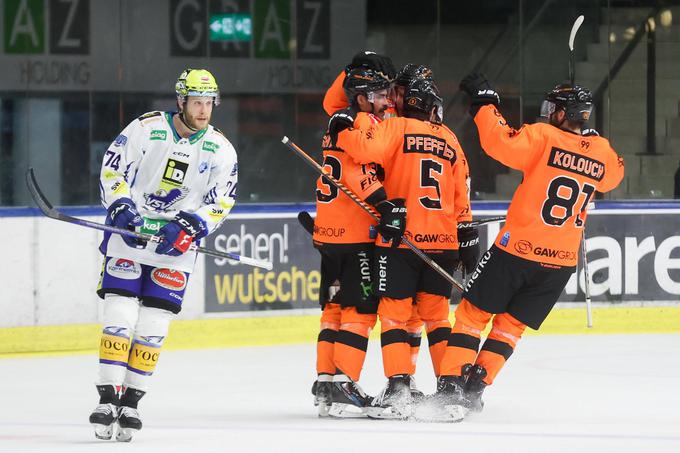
(336, 117), (472, 251)
(313, 112), (384, 245)
(475, 104), (625, 266)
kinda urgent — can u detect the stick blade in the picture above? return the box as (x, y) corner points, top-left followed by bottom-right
(569, 15), (585, 51)
(25, 167), (55, 214)
(297, 211), (315, 235)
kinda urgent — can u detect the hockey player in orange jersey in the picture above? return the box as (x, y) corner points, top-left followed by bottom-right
(422, 74), (624, 422)
(320, 57), (454, 401)
(328, 79), (477, 419)
(312, 66), (395, 418)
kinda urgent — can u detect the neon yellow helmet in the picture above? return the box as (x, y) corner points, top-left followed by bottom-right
(175, 68), (220, 106)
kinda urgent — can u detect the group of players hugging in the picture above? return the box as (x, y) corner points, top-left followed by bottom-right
(309, 51), (624, 422)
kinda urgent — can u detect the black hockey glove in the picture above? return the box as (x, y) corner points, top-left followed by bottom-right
(327, 107), (356, 146)
(582, 128), (600, 137)
(347, 50), (396, 81)
(459, 72), (500, 116)
(156, 211), (208, 256)
(457, 226), (480, 275)
(376, 198), (407, 247)
(106, 197), (145, 248)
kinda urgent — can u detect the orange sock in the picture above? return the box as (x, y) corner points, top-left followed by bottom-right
(334, 308), (377, 382)
(378, 297), (413, 377)
(406, 305), (423, 375)
(416, 292), (451, 377)
(475, 313), (526, 385)
(439, 298), (492, 376)
(316, 303), (341, 375)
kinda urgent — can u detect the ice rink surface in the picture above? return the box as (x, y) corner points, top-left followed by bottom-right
(1, 333), (679, 453)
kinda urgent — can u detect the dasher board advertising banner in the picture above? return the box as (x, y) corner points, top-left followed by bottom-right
(205, 215), (320, 313)
(204, 207), (680, 314)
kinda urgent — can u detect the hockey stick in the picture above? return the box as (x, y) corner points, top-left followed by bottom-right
(25, 168), (273, 271)
(569, 15), (584, 85)
(297, 211), (315, 235)
(568, 14), (593, 327)
(581, 229), (593, 328)
(282, 136), (464, 292)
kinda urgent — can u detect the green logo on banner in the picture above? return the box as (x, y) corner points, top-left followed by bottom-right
(4, 0), (44, 54)
(202, 141), (219, 153)
(254, 0), (290, 59)
(209, 14), (252, 42)
(150, 130), (167, 141)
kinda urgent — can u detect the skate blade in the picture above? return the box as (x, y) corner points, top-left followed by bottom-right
(366, 403), (412, 420)
(115, 427), (138, 442)
(413, 401), (467, 423)
(91, 423), (113, 440)
(329, 403), (368, 418)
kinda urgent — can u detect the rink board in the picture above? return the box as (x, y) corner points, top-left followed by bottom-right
(2, 201), (680, 356)
(1, 305), (679, 357)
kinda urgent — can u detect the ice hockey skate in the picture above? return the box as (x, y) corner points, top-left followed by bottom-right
(89, 403), (119, 440)
(409, 375), (425, 403)
(116, 406), (142, 442)
(328, 374), (372, 418)
(413, 375), (468, 423)
(366, 375), (413, 420)
(464, 364), (488, 413)
(313, 375), (333, 417)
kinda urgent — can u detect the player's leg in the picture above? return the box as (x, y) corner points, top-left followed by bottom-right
(313, 250), (342, 416)
(405, 305), (424, 399)
(415, 292), (452, 378)
(369, 247), (420, 419)
(315, 302), (340, 416)
(466, 259), (576, 412)
(114, 265), (186, 442)
(90, 256), (143, 440)
(418, 247), (511, 421)
(468, 312), (526, 412)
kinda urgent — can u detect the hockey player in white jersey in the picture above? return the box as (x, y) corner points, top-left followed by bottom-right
(89, 68), (238, 442)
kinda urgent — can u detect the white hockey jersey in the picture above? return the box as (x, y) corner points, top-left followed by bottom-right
(100, 111), (238, 273)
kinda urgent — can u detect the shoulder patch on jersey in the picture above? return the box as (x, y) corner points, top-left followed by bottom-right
(137, 111), (162, 121)
(150, 130), (167, 141)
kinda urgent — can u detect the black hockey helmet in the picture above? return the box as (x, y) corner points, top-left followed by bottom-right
(395, 63), (434, 87)
(540, 83), (593, 123)
(403, 78), (443, 124)
(343, 67), (392, 105)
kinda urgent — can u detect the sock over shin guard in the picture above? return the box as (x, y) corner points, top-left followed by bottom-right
(98, 295), (140, 386)
(406, 305), (423, 375)
(475, 312), (526, 385)
(317, 303), (341, 375)
(333, 307), (376, 382)
(416, 292), (451, 377)
(440, 298), (492, 377)
(123, 306), (173, 392)
(378, 297), (413, 378)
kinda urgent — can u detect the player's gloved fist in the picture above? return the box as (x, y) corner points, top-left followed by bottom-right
(582, 128), (599, 137)
(459, 72), (500, 116)
(457, 226), (480, 275)
(106, 197), (144, 248)
(155, 211), (208, 256)
(347, 50), (396, 80)
(327, 107), (357, 146)
(376, 198), (407, 247)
